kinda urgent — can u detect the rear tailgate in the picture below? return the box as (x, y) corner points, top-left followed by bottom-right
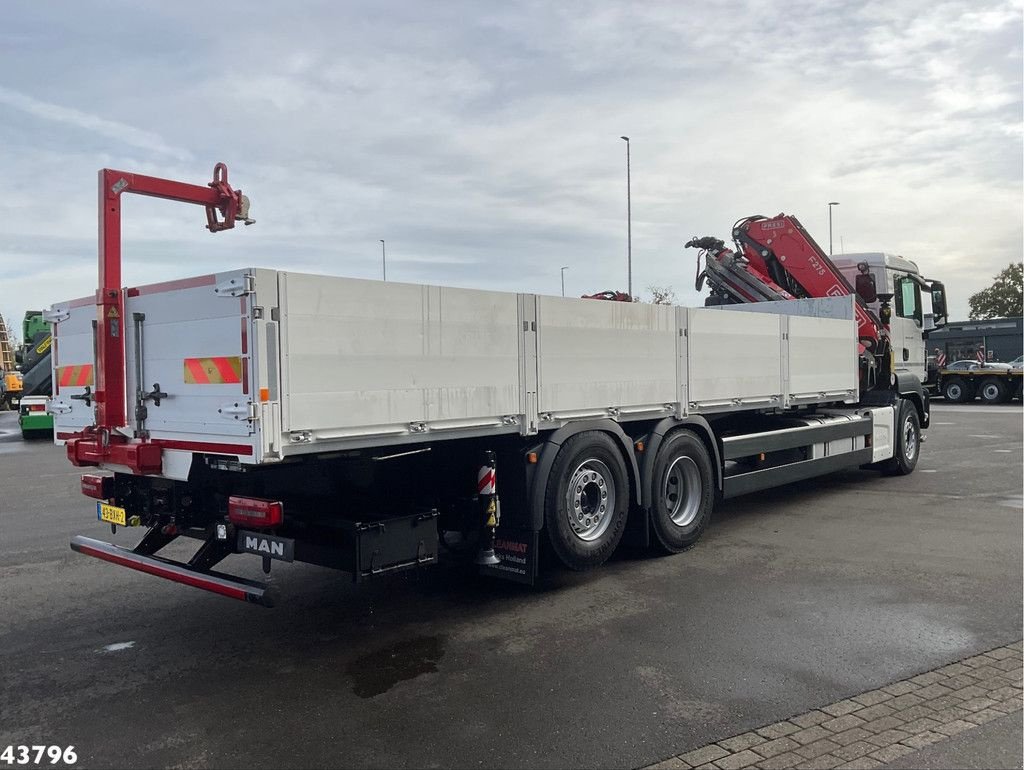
(52, 268), (278, 475)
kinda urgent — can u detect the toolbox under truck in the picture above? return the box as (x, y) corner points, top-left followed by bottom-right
(57, 166), (947, 607)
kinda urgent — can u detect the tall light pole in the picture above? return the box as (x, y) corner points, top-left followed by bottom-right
(379, 239), (387, 281)
(827, 202), (840, 255)
(620, 136), (632, 298)
(560, 265), (569, 297)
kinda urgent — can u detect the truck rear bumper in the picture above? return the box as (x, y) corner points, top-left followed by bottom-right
(70, 535), (278, 607)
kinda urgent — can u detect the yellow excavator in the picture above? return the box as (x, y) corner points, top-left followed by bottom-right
(0, 311), (24, 410)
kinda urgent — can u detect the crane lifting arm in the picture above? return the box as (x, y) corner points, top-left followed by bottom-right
(66, 164), (252, 474)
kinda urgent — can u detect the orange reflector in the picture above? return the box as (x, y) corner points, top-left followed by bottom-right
(259, 387), (270, 402)
(635, 441), (645, 452)
(526, 452), (538, 464)
(759, 453), (765, 461)
(183, 356), (242, 384)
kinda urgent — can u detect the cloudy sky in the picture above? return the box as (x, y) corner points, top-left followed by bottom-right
(1, 0), (1021, 336)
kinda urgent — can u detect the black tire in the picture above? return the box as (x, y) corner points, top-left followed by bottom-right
(881, 399), (921, 476)
(650, 431), (714, 554)
(942, 377), (972, 403)
(979, 378), (1009, 404)
(544, 431), (630, 570)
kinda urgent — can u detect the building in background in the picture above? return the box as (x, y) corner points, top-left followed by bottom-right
(927, 317), (1023, 364)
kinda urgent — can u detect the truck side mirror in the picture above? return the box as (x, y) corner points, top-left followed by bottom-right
(929, 281), (947, 325)
(855, 273), (877, 304)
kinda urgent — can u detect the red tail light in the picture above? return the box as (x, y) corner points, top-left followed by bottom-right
(29, 403), (46, 412)
(81, 474), (115, 500)
(228, 496), (283, 528)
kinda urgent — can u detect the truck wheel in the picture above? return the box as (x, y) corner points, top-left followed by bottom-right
(544, 431), (629, 570)
(979, 379), (1009, 404)
(650, 431), (714, 554)
(942, 377), (971, 403)
(881, 400), (921, 476)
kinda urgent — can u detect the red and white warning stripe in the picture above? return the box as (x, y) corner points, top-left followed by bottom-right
(477, 466), (496, 495)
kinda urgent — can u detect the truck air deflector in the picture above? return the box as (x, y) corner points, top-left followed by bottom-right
(70, 535), (277, 607)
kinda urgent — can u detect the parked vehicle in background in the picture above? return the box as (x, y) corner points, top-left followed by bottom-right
(1010, 354), (1023, 370)
(18, 395), (53, 438)
(936, 362), (1022, 403)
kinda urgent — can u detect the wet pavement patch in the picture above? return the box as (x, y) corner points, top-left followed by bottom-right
(348, 635), (444, 698)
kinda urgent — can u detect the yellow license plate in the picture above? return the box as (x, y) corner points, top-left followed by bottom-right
(97, 502), (127, 526)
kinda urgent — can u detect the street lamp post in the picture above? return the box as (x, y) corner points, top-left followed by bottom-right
(620, 136), (632, 298)
(380, 239), (387, 281)
(827, 202), (840, 255)
(560, 266), (569, 297)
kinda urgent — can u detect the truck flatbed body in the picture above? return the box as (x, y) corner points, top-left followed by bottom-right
(50, 270), (858, 478)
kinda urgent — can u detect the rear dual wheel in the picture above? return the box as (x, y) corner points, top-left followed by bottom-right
(650, 431), (714, 554)
(979, 378), (1010, 404)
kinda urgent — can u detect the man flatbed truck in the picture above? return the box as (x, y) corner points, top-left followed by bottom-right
(56, 165), (947, 607)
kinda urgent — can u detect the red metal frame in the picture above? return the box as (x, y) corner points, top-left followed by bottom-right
(66, 163), (250, 475)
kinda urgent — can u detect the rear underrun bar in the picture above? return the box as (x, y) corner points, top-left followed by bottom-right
(70, 535), (277, 608)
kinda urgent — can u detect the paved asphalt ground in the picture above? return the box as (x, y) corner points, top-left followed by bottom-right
(1, 403), (1021, 769)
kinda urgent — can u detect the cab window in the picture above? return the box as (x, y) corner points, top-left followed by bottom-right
(895, 276), (921, 324)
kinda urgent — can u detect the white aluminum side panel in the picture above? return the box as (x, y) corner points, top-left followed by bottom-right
(787, 314), (858, 403)
(279, 274), (522, 438)
(686, 307), (783, 410)
(49, 300), (96, 434)
(868, 406), (895, 462)
(535, 297), (676, 417)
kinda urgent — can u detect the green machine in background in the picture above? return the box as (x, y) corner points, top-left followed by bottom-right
(18, 311), (53, 438)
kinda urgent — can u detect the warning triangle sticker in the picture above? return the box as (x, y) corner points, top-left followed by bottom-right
(107, 307), (120, 318)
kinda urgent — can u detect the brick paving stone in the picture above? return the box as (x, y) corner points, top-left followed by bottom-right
(859, 715), (906, 734)
(950, 684), (989, 700)
(967, 663), (1008, 681)
(789, 726), (830, 746)
(886, 692), (925, 710)
(820, 700), (861, 717)
(692, 764), (719, 770)
(644, 758), (692, 770)
(961, 655), (993, 668)
(983, 647), (1018, 660)
(1000, 668), (1023, 685)
(790, 711), (830, 728)
(958, 696), (999, 712)
(942, 673), (979, 689)
(988, 685), (1022, 701)
(900, 730), (945, 749)
(756, 721), (801, 740)
(935, 663), (970, 676)
(756, 752), (803, 770)
(893, 704), (939, 721)
(880, 681), (918, 696)
(865, 729), (912, 747)
(719, 733), (766, 753)
(900, 716), (943, 734)
(836, 758), (883, 770)
(821, 715), (865, 734)
(850, 704), (893, 722)
(991, 657), (1022, 671)
(908, 671), (945, 686)
(794, 739), (841, 759)
(964, 707), (1006, 725)
(753, 737), (800, 759)
(913, 683), (954, 700)
(868, 744), (915, 763)
(990, 699), (1022, 714)
(1009, 641), (1023, 651)
(851, 690), (891, 708)
(928, 704), (976, 722)
(832, 741), (876, 761)
(680, 745), (730, 767)
(828, 727), (872, 747)
(935, 719), (977, 737)
(921, 694), (964, 712)
(794, 754), (843, 770)
(715, 749), (761, 770)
